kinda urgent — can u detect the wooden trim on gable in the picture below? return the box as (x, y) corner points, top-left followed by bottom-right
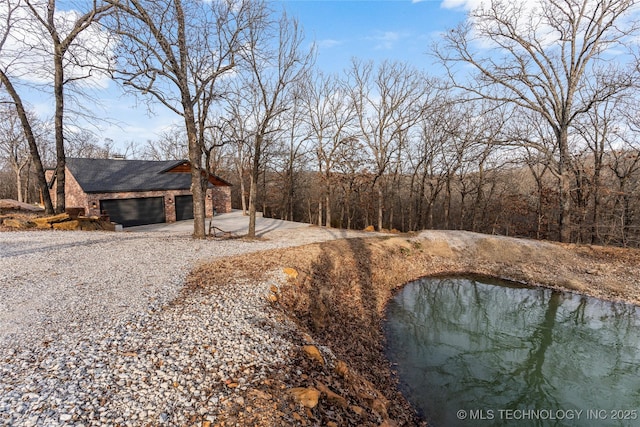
(164, 162), (232, 187)
(206, 174), (232, 187)
(164, 161), (191, 173)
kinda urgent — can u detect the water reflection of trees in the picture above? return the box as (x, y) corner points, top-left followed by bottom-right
(385, 277), (640, 427)
(507, 292), (561, 412)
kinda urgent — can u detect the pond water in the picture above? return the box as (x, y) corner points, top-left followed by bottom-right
(384, 276), (640, 426)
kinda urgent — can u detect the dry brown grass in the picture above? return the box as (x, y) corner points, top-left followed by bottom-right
(187, 231), (640, 426)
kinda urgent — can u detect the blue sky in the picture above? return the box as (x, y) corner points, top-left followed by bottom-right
(97, 0), (472, 150)
(274, 0), (468, 74)
(15, 1), (473, 151)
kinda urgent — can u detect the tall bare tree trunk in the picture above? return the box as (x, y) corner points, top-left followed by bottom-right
(558, 129), (571, 243)
(325, 181), (331, 228)
(377, 183), (383, 231)
(590, 140), (604, 245)
(9, 156), (30, 203)
(444, 176), (452, 229)
(248, 176), (257, 236)
(185, 113), (206, 238)
(23, 160), (32, 203)
(53, 48), (66, 213)
(39, 0), (112, 213)
(471, 163), (485, 232)
(248, 134), (262, 237)
(21, 0), (95, 214)
(240, 177), (247, 215)
(0, 72), (54, 214)
(14, 166), (23, 203)
(591, 178), (601, 244)
(558, 173), (572, 242)
(536, 183), (544, 240)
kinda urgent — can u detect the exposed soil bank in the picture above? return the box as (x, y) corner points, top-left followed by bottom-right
(188, 230), (640, 426)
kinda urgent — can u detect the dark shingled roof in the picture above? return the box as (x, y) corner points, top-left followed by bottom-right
(66, 158), (230, 193)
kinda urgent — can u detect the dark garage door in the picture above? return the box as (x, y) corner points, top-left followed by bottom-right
(175, 195), (194, 221)
(100, 197), (166, 227)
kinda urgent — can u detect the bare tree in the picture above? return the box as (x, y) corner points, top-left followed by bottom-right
(608, 100), (640, 246)
(348, 59), (428, 231)
(451, 101), (507, 231)
(106, 0), (264, 238)
(405, 85), (454, 230)
(274, 82), (310, 222)
(222, 102), (252, 215)
(572, 95), (626, 243)
(142, 127), (188, 161)
(301, 71), (357, 227)
(24, 0), (112, 213)
(65, 128), (114, 159)
(203, 118), (230, 176)
(0, 102), (31, 202)
(434, 0), (639, 242)
(328, 133), (367, 229)
(234, 11), (314, 237)
(0, 0), (54, 213)
(522, 145), (553, 240)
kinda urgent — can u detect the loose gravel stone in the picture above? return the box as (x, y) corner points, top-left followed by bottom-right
(0, 226), (369, 426)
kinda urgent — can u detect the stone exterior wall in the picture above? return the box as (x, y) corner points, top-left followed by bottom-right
(209, 185), (232, 214)
(63, 170), (87, 211)
(47, 167), (232, 223)
(44, 170), (54, 187)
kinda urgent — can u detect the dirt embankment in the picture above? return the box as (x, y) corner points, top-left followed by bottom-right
(188, 231), (640, 426)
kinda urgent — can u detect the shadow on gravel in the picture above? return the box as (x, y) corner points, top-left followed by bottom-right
(0, 234), (143, 258)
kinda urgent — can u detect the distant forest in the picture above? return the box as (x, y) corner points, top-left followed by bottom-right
(1, 0), (639, 245)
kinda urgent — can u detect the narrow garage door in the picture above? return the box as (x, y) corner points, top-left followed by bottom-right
(175, 195), (194, 221)
(100, 197), (165, 227)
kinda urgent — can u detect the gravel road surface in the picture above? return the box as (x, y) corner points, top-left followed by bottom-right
(0, 215), (370, 426)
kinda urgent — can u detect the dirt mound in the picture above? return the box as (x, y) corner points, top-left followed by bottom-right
(0, 199), (44, 212)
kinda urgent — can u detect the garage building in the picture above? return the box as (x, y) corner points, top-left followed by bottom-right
(46, 158), (232, 227)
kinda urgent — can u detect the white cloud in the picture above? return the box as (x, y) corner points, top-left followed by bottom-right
(441, 0), (485, 11)
(440, 0), (640, 61)
(30, 101), (54, 119)
(367, 31), (406, 51)
(440, 1), (564, 50)
(318, 39), (342, 49)
(0, 2), (115, 89)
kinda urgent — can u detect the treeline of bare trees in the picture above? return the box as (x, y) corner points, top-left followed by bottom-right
(2, 0), (640, 246)
(210, 66), (640, 248)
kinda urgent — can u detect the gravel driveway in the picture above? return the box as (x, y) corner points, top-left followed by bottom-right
(0, 220), (370, 426)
